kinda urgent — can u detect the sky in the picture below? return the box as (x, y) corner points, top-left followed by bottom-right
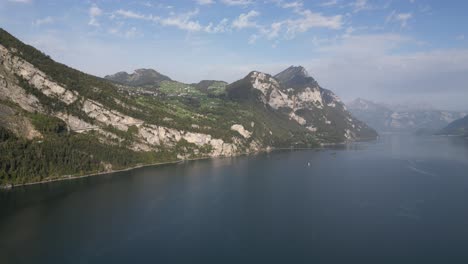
(1, 0), (467, 110)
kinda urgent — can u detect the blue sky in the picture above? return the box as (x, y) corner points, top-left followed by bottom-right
(1, 0), (467, 110)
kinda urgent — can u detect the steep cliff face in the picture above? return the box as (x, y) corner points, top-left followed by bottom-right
(0, 29), (262, 164)
(0, 43), (250, 157)
(0, 28), (376, 185)
(0, 104), (41, 139)
(227, 67), (377, 142)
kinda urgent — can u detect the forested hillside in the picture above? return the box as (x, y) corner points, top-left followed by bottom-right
(0, 28), (376, 186)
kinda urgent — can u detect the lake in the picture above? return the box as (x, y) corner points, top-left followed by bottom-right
(1, 134), (468, 263)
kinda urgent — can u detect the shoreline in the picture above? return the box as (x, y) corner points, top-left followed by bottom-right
(0, 139), (375, 190)
(0, 152), (257, 190)
(0, 159), (184, 190)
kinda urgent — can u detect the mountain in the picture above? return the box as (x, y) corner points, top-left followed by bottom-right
(274, 65), (319, 90)
(104, 68), (171, 87)
(0, 29), (376, 186)
(438, 115), (468, 136)
(348, 98), (466, 133)
(227, 67), (378, 142)
(347, 98), (394, 132)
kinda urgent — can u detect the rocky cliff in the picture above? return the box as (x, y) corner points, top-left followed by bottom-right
(0, 28), (376, 185)
(227, 67), (377, 142)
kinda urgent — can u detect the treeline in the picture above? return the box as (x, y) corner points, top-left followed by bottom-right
(0, 125), (177, 186)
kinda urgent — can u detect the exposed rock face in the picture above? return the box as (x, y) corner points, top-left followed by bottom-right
(0, 26), (378, 177)
(138, 124), (240, 157)
(274, 66), (376, 141)
(0, 104), (41, 139)
(0, 45), (78, 105)
(227, 66), (377, 141)
(295, 87), (323, 109)
(0, 74), (42, 113)
(274, 65), (318, 88)
(0, 42), (255, 157)
(289, 112), (306, 125)
(1, 43), (142, 132)
(230, 124), (252, 139)
(55, 113), (96, 132)
(82, 99), (143, 131)
(237, 70), (325, 112)
(0, 48), (43, 113)
(0, 28), (377, 186)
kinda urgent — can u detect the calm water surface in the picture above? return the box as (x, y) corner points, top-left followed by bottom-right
(1, 134), (468, 263)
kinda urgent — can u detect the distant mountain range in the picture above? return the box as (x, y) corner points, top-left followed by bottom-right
(0, 28), (376, 186)
(438, 115), (468, 136)
(348, 98), (466, 133)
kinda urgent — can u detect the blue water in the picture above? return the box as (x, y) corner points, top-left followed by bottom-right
(1, 134), (468, 263)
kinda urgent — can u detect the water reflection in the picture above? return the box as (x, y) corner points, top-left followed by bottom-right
(2, 134), (468, 263)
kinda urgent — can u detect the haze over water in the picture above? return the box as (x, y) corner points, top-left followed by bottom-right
(2, 134), (468, 263)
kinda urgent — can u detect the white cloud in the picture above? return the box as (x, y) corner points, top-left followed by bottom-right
(88, 4), (102, 27)
(318, 34), (412, 55)
(114, 9), (159, 21)
(195, 0), (215, 4)
(108, 26), (142, 39)
(245, 6), (342, 43)
(386, 11), (413, 28)
(205, 18), (230, 33)
(304, 34), (468, 110)
(110, 3), (341, 41)
(33, 16), (54, 26)
(351, 0), (371, 13)
(115, 10), (146, 19)
(232, 10), (260, 29)
(113, 9), (228, 33)
(282, 9), (342, 37)
(221, 0), (253, 6)
(282, 1), (303, 9)
(320, 0), (338, 7)
(160, 9), (203, 32)
(264, 22), (283, 39)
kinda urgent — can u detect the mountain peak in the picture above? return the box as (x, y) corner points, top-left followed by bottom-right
(275, 66), (310, 79)
(105, 68), (171, 86)
(133, 68), (158, 75)
(274, 66), (317, 90)
(247, 70), (272, 79)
